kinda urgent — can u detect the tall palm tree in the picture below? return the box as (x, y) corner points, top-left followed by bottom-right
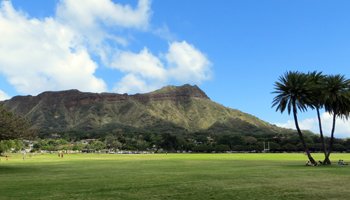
(272, 71), (317, 165)
(323, 75), (350, 164)
(306, 71), (328, 162)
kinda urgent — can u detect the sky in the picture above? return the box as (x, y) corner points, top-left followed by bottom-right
(0, 0), (350, 137)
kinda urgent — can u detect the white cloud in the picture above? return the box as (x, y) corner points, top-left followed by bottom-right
(0, 0), (212, 95)
(111, 41), (212, 93)
(0, 2), (106, 94)
(0, 90), (9, 101)
(113, 74), (158, 94)
(0, 0), (152, 95)
(111, 48), (167, 81)
(275, 112), (350, 138)
(56, 0), (150, 30)
(56, 0), (151, 62)
(167, 41), (212, 83)
(152, 24), (177, 41)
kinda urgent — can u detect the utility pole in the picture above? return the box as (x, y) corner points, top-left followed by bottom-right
(263, 141), (270, 153)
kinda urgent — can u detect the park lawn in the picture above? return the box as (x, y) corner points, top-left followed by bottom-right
(0, 153), (350, 200)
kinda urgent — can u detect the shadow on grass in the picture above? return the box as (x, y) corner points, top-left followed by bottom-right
(281, 163), (349, 172)
(0, 165), (40, 175)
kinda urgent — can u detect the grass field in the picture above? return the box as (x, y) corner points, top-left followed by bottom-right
(0, 153), (350, 200)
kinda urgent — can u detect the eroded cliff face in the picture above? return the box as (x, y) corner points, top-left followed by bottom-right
(1, 84), (278, 136)
(5, 84), (208, 110)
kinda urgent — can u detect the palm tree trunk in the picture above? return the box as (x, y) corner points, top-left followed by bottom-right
(293, 102), (316, 165)
(316, 108), (328, 163)
(324, 113), (336, 165)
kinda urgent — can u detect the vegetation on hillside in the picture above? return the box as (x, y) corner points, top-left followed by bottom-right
(1, 83), (349, 156)
(1, 85), (288, 142)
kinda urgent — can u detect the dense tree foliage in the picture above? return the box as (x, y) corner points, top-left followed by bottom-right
(0, 105), (34, 142)
(0, 139), (24, 154)
(14, 129), (349, 154)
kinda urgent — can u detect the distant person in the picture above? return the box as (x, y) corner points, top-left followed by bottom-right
(22, 150), (27, 160)
(338, 159), (348, 166)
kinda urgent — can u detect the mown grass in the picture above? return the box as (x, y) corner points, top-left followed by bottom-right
(0, 153), (349, 200)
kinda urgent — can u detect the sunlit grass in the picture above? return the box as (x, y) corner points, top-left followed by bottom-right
(1, 153), (349, 200)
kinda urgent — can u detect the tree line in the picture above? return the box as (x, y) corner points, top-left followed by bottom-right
(2, 131), (350, 154)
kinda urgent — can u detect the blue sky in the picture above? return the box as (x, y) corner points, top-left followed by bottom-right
(0, 0), (350, 137)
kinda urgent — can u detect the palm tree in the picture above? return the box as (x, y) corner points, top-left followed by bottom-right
(323, 75), (350, 164)
(306, 71), (328, 163)
(272, 71), (317, 165)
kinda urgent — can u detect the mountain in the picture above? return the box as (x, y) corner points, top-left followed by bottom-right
(1, 84), (288, 138)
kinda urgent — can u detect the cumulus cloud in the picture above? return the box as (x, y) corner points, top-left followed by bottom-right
(57, 0), (150, 30)
(167, 41), (212, 83)
(275, 112), (350, 138)
(0, 90), (9, 101)
(0, 1), (107, 94)
(111, 48), (167, 81)
(56, 0), (151, 61)
(111, 41), (212, 93)
(0, 0), (151, 95)
(113, 74), (158, 94)
(0, 0), (212, 95)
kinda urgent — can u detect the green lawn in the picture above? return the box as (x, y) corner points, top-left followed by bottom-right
(0, 153), (349, 200)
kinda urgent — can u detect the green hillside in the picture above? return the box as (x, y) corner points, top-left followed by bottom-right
(1, 84), (288, 138)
